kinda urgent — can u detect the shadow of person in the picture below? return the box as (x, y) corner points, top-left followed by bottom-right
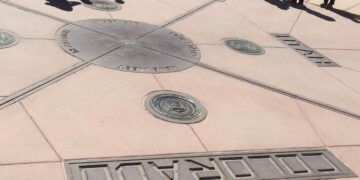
(328, 8), (360, 23)
(264, 0), (290, 10)
(80, 0), (125, 5)
(289, 2), (335, 22)
(115, 0), (125, 4)
(45, 0), (81, 11)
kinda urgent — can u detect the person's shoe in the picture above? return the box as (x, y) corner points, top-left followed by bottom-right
(325, 4), (333, 9)
(320, 3), (327, 8)
(298, 2), (304, 5)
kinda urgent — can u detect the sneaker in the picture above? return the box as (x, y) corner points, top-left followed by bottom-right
(320, 3), (327, 8)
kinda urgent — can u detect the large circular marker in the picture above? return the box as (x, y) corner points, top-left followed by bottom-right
(56, 19), (201, 73)
(144, 91), (207, 124)
(83, 0), (122, 11)
(224, 38), (265, 55)
(0, 30), (19, 49)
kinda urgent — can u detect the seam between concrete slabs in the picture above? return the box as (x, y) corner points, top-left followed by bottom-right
(0, 0), (222, 111)
(128, 42), (360, 120)
(152, 74), (210, 152)
(157, 0), (188, 11)
(0, 1), (118, 39)
(20, 102), (63, 161)
(321, 68), (360, 96)
(295, 100), (327, 146)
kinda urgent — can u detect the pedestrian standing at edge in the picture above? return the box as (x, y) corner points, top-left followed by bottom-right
(320, 0), (335, 9)
(289, 0), (304, 5)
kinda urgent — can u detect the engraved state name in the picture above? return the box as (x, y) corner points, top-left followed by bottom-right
(60, 30), (79, 54)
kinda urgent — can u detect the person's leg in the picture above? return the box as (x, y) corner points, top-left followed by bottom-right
(298, 0), (304, 5)
(320, 0), (328, 8)
(326, 0), (335, 9)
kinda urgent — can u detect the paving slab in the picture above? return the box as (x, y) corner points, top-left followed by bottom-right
(318, 49), (360, 72)
(157, 0), (208, 11)
(0, 39), (78, 96)
(0, 163), (65, 180)
(0, 103), (59, 164)
(0, 3), (64, 39)
(298, 101), (360, 146)
(22, 65), (206, 160)
(309, 0), (360, 11)
(224, 0), (304, 33)
(155, 66), (323, 151)
(169, 2), (285, 47)
(330, 147), (360, 180)
(198, 44), (360, 116)
(8, 0), (111, 22)
(291, 3), (360, 49)
(323, 67), (360, 95)
(108, 0), (185, 25)
(349, 4), (360, 15)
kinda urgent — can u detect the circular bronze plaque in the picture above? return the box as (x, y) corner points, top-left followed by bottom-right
(56, 19), (201, 73)
(83, 0), (122, 11)
(144, 91), (207, 124)
(225, 39), (265, 55)
(0, 30), (19, 49)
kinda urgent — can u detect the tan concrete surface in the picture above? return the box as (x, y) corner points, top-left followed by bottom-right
(9, 0), (111, 22)
(298, 101), (360, 146)
(0, 163), (65, 180)
(155, 66), (323, 151)
(349, 4), (360, 15)
(169, 2), (285, 47)
(291, 4), (360, 49)
(109, 0), (185, 24)
(198, 44), (360, 116)
(318, 50), (360, 72)
(224, 0), (304, 33)
(158, 0), (208, 11)
(0, 4), (64, 39)
(0, 103), (59, 164)
(0, 0), (359, 179)
(22, 65), (206, 160)
(309, 0), (360, 11)
(323, 68), (360, 95)
(0, 39), (78, 96)
(331, 147), (360, 180)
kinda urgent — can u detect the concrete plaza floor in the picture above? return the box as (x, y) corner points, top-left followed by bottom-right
(0, 0), (359, 179)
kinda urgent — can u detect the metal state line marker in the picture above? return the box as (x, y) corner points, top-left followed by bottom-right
(64, 148), (357, 180)
(0, 0), (221, 110)
(0, 45), (123, 110)
(136, 0), (224, 39)
(137, 45), (360, 120)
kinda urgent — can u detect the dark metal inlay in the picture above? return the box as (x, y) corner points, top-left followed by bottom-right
(0, 30), (19, 49)
(83, 0), (122, 11)
(65, 149), (357, 180)
(224, 39), (265, 55)
(144, 90), (207, 124)
(56, 19), (201, 73)
(272, 34), (340, 67)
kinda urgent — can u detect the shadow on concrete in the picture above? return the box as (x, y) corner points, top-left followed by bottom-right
(82, 0), (125, 4)
(45, 0), (81, 11)
(328, 8), (360, 23)
(45, 0), (125, 11)
(265, 0), (335, 22)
